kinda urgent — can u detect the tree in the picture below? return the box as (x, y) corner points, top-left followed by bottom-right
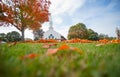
(88, 29), (99, 40)
(33, 29), (44, 40)
(98, 33), (109, 39)
(0, 0), (51, 41)
(0, 33), (7, 41)
(68, 23), (88, 39)
(116, 27), (120, 39)
(6, 31), (21, 42)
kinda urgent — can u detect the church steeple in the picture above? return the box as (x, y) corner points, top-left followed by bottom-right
(49, 15), (53, 30)
(43, 14), (66, 40)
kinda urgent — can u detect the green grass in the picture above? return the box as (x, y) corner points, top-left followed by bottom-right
(0, 43), (120, 77)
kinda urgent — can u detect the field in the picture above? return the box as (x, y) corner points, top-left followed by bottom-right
(0, 42), (120, 77)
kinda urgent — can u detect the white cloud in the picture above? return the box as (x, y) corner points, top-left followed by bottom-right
(50, 0), (86, 15)
(54, 17), (62, 25)
(86, 12), (120, 37)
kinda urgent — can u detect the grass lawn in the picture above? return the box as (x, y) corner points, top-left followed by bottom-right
(0, 43), (120, 77)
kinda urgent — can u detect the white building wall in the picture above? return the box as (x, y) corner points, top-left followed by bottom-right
(43, 29), (61, 40)
(43, 15), (62, 40)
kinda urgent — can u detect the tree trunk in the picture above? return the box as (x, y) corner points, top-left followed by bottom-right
(21, 27), (25, 41)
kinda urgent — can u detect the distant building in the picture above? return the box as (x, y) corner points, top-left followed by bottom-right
(43, 15), (66, 41)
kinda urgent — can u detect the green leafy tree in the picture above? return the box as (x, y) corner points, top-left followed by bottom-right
(68, 23), (88, 39)
(33, 29), (44, 40)
(88, 29), (99, 40)
(108, 37), (116, 40)
(6, 31), (21, 42)
(0, 33), (7, 41)
(98, 33), (109, 40)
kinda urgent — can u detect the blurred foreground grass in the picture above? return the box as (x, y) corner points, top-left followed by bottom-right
(0, 43), (120, 77)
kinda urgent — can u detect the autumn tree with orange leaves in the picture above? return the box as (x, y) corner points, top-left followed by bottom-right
(0, 0), (51, 41)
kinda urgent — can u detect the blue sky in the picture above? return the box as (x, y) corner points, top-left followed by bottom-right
(0, 0), (120, 39)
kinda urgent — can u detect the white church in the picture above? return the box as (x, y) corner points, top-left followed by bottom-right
(33, 15), (66, 41)
(43, 16), (66, 41)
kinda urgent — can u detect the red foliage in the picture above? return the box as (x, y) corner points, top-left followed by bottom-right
(28, 54), (38, 59)
(98, 39), (109, 43)
(110, 39), (120, 43)
(21, 53), (38, 59)
(36, 39), (58, 43)
(46, 44), (83, 55)
(58, 44), (70, 50)
(0, 0), (51, 40)
(67, 38), (92, 43)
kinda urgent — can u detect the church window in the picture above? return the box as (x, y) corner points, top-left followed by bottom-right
(49, 34), (54, 39)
